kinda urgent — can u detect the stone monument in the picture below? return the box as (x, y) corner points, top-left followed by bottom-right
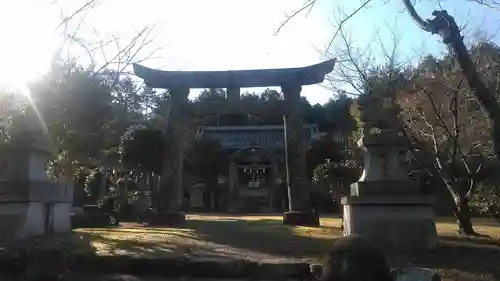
(341, 92), (438, 250)
(0, 109), (73, 243)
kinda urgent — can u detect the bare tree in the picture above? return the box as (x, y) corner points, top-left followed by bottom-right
(398, 60), (492, 234)
(401, 1), (500, 160)
(320, 10), (499, 233)
(279, 0), (500, 160)
(52, 0), (162, 88)
(323, 12), (407, 97)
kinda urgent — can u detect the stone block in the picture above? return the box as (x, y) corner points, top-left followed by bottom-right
(342, 196), (438, 251)
(283, 211), (320, 227)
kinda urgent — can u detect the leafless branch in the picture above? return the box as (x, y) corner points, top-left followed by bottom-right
(325, 0), (373, 51)
(92, 26), (157, 76)
(275, 0), (316, 34)
(401, 0), (429, 31)
(56, 0), (99, 30)
(469, 0), (500, 9)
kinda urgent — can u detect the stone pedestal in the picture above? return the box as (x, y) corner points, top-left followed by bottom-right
(341, 134), (438, 250)
(342, 196), (438, 251)
(0, 113), (73, 244)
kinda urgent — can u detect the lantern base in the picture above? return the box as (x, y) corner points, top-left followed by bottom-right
(283, 211), (320, 227)
(341, 196), (438, 251)
(146, 212), (186, 226)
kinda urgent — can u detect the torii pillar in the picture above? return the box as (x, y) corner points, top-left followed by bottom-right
(151, 87), (190, 226)
(281, 83), (318, 227)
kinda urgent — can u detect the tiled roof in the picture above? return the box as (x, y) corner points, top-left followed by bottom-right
(197, 125), (318, 150)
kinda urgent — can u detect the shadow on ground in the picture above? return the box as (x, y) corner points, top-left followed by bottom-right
(180, 217), (500, 281)
(0, 232), (98, 257)
(183, 218), (338, 258)
(0, 232), (98, 278)
(3, 217), (500, 280)
(71, 218), (338, 261)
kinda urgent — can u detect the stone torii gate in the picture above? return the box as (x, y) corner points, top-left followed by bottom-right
(133, 59), (336, 226)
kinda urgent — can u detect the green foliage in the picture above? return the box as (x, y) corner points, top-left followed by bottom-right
(29, 62), (115, 168)
(240, 92), (261, 102)
(0, 90), (27, 145)
(306, 136), (343, 176)
(472, 182), (500, 218)
(84, 168), (102, 200)
(121, 128), (165, 173)
(260, 89), (283, 101)
(185, 138), (228, 182)
(197, 88), (227, 102)
(312, 150), (361, 186)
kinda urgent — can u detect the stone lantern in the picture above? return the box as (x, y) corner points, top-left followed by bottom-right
(341, 93), (438, 251)
(0, 109), (73, 243)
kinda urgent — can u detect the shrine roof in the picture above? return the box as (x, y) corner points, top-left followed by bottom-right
(200, 125), (290, 131)
(196, 124), (319, 150)
(133, 59), (336, 89)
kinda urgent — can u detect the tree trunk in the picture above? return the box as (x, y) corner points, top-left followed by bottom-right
(453, 195), (476, 235)
(98, 168), (108, 202)
(449, 36), (500, 159)
(331, 179), (343, 213)
(439, 179), (477, 235)
(423, 158), (476, 235)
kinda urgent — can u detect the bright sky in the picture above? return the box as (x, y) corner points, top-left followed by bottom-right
(0, 0), (499, 104)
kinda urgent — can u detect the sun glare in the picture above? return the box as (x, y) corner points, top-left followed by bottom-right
(0, 1), (59, 95)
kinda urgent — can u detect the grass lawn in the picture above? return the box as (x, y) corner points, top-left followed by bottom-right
(7, 215), (500, 281)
